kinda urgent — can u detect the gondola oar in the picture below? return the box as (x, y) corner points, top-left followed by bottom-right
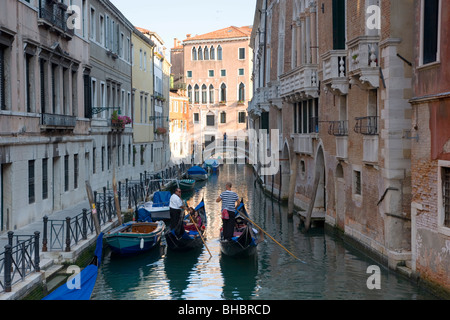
(236, 206), (306, 264)
(185, 200), (212, 257)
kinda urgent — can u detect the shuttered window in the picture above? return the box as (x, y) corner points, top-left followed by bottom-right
(423, 0), (439, 64)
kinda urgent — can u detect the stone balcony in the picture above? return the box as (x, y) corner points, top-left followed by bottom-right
(321, 50), (349, 95)
(347, 35), (380, 89)
(292, 134), (313, 155)
(279, 64), (319, 101)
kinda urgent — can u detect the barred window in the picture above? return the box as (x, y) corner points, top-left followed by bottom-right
(28, 160), (35, 204)
(354, 170), (361, 196)
(443, 167), (450, 227)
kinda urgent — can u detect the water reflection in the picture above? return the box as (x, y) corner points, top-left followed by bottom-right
(91, 164), (439, 300)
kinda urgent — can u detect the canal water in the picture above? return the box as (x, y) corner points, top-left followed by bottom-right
(91, 164), (438, 300)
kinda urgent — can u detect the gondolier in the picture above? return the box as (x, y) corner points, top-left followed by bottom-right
(169, 188), (186, 236)
(216, 182), (240, 240)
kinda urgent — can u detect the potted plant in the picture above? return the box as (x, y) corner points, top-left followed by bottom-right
(155, 127), (167, 134)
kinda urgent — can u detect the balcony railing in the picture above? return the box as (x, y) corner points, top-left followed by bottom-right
(41, 113), (76, 128)
(279, 64), (319, 99)
(293, 134), (313, 155)
(328, 120), (348, 136)
(354, 116), (378, 135)
(38, 0), (75, 38)
(347, 35), (380, 89)
(321, 50), (349, 95)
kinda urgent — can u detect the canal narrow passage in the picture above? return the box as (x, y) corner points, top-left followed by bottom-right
(91, 164), (437, 300)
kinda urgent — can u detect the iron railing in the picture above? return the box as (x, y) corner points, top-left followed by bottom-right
(328, 120), (349, 136)
(354, 116), (378, 135)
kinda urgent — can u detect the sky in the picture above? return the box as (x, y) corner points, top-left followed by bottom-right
(109, 0), (257, 51)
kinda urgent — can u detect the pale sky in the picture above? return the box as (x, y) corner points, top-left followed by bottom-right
(109, 0), (257, 51)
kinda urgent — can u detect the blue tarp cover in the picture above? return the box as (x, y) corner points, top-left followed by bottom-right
(137, 207), (153, 222)
(187, 166), (207, 175)
(43, 233), (104, 300)
(152, 191), (171, 207)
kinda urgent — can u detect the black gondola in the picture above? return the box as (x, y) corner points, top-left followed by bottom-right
(165, 199), (207, 251)
(220, 201), (258, 258)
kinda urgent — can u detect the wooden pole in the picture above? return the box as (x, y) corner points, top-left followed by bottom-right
(185, 201), (211, 257)
(86, 181), (101, 235)
(112, 147), (123, 225)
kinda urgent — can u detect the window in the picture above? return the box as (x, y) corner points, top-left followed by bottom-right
(208, 70), (214, 77)
(74, 154), (79, 189)
(238, 68), (244, 76)
(238, 83), (245, 102)
(194, 84), (199, 104)
(202, 84), (207, 104)
(42, 158), (48, 199)
(64, 155), (69, 192)
(206, 113), (215, 126)
(209, 84), (214, 104)
(198, 47), (203, 60)
(25, 53), (34, 113)
(28, 160), (35, 204)
(187, 85), (192, 103)
(221, 69), (226, 77)
(210, 46), (215, 60)
(422, 0), (440, 65)
(217, 45), (223, 60)
(204, 46), (209, 60)
(220, 112), (226, 123)
(187, 70), (192, 78)
(440, 164), (450, 228)
(192, 47), (197, 60)
(99, 15), (104, 45)
(238, 48), (246, 60)
(90, 7), (96, 40)
(293, 98), (319, 134)
(220, 83), (227, 102)
(238, 112), (246, 124)
(93, 147), (96, 174)
(332, 0), (346, 50)
(194, 113), (199, 123)
(353, 170), (361, 196)
(0, 46), (4, 110)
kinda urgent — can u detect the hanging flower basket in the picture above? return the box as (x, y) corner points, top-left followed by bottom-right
(111, 111), (132, 129)
(155, 127), (167, 134)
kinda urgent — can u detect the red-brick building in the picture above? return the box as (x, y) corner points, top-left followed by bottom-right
(410, 0), (450, 293)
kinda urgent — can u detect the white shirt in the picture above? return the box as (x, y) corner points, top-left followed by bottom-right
(169, 194), (184, 210)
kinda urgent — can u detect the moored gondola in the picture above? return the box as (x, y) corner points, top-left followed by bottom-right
(220, 201), (258, 258)
(165, 199), (207, 251)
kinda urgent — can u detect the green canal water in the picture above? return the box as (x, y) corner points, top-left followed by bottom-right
(91, 164), (438, 300)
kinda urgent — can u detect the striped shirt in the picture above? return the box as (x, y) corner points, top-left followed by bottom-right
(220, 190), (239, 212)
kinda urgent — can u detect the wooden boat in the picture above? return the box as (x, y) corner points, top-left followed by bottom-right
(165, 199), (207, 251)
(178, 179), (195, 191)
(204, 158), (220, 173)
(220, 201), (258, 258)
(105, 221), (165, 255)
(187, 166), (208, 181)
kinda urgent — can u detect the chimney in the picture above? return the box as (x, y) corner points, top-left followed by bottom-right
(174, 38), (178, 47)
(186, 34), (191, 38)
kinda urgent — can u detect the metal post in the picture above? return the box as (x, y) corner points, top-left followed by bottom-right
(82, 209), (88, 240)
(42, 216), (48, 252)
(34, 231), (40, 272)
(21, 242), (26, 280)
(7, 231), (13, 246)
(4, 244), (12, 292)
(65, 217), (71, 252)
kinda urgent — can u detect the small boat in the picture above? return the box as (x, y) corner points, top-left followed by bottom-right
(204, 158), (220, 173)
(105, 221), (165, 255)
(220, 201), (258, 258)
(43, 233), (104, 300)
(165, 199), (207, 251)
(137, 191), (171, 221)
(187, 166), (208, 181)
(178, 179), (195, 191)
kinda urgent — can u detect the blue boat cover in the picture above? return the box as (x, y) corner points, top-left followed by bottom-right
(43, 233), (104, 300)
(194, 200), (205, 211)
(137, 207), (153, 222)
(152, 191), (171, 207)
(187, 166), (207, 175)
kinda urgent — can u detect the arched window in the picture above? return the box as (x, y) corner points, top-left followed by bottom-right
(194, 84), (199, 104)
(217, 45), (222, 60)
(209, 84), (214, 104)
(204, 46), (209, 60)
(206, 112), (215, 126)
(220, 111), (226, 124)
(220, 83), (227, 103)
(201, 84), (207, 104)
(187, 85), (192, 103)
(192, 47), (197, 61)
(238, 82), (245, 102)
(210, 46), (215, 60)
(198, 47), (203, 60)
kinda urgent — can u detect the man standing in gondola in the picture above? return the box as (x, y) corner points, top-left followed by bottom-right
(169, 188), (186, 236)
(216, 182), (240, 240)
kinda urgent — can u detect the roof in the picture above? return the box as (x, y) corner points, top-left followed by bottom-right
(183, 26), (252, 43)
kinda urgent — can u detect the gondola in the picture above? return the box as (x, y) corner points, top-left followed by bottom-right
(165, 199), (207, 251)
(220, 201), (258, 258)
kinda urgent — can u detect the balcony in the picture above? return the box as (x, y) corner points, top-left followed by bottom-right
(363, 135), (379, 163)
(321, 50), (349, 95)
(354, 116), (378, 135)
(292, 134), (313, 155)
(279, 65), (319, 101)
(328, 120), (348, 137)
(38, 0), (75, 39)
(347, 35), (380, 89)
(41, 113), (76, 129)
